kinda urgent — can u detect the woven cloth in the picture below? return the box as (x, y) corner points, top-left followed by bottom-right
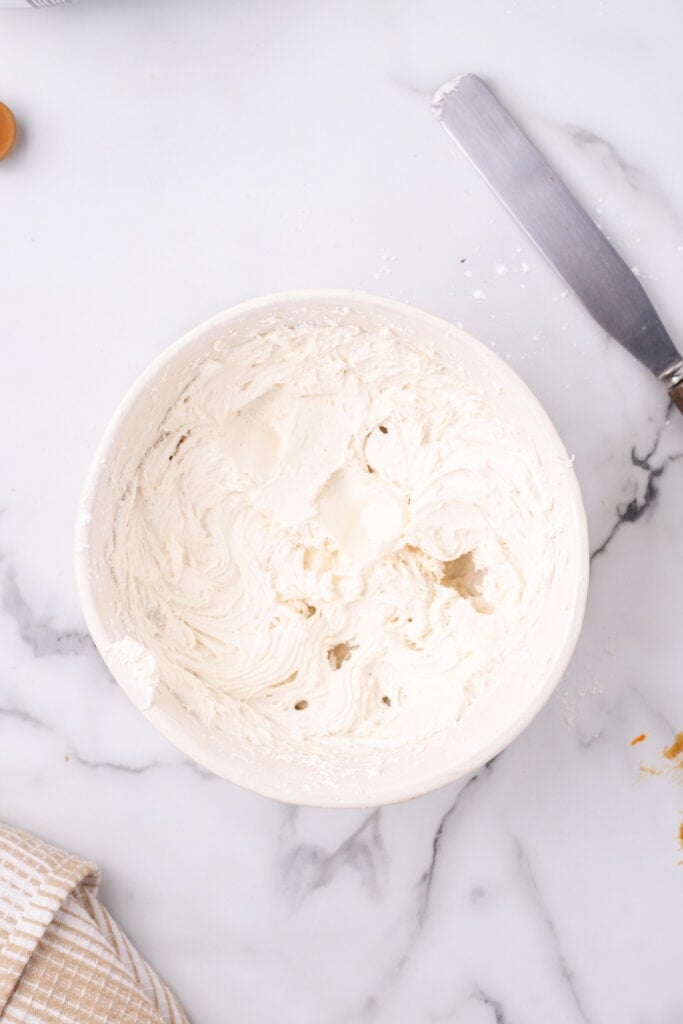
(0, 824), (188, 1024)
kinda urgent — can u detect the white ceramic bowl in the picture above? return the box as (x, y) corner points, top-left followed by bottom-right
(76, 290), (589, 807)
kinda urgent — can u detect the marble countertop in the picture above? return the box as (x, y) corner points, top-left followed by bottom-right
(1, 1), (682, 1020)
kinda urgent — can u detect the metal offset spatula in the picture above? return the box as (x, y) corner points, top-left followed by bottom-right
(432, 74), (683, 412)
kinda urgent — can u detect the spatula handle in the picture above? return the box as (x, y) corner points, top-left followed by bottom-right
(661, 361), (683, 413)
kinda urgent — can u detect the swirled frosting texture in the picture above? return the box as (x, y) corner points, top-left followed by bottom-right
(109, 319), (565, 764)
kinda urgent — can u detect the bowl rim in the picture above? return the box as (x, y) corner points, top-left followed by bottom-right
(75, 288), (589, 808)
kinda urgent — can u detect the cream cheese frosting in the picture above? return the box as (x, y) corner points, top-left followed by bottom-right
(108, 317), (565, 764)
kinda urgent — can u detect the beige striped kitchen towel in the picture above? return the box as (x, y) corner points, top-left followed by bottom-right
(0, 824), (188, 1024)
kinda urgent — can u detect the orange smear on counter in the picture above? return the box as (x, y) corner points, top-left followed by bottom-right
(631, 733), (647, 746)
(663, 733), (683, 761)
(640, 735), (683, 865)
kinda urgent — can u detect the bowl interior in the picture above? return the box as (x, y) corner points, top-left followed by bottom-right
(76, 291), (588, 806)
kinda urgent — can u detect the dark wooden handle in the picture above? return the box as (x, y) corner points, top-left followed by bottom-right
(669, 380), (683, 413)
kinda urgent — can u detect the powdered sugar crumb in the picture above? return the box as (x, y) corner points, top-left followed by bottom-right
(559, 683), (605, 726)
